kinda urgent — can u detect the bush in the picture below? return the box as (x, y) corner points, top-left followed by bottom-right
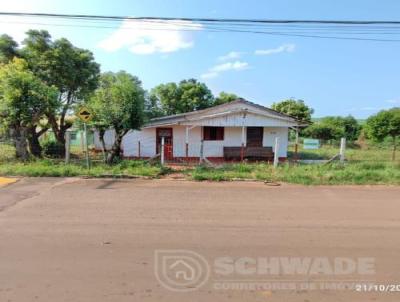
(42, 140), (64, 158)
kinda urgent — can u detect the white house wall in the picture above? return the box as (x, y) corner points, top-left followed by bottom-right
(263, 127), (288, 158)
(122, 128), (156, 157)
(123, 126), (287, 158)
(93, 129), (115, 150)
(95, 126), (289, 158)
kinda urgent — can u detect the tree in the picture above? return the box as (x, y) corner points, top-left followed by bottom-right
(21, 30), (100, 152)
(214, 92), (238, 106)
(145, 93), (165, 119)
(150, 79), (214, 115)
(0, 34), (19, 63)
(0, 58), (58, 160)
(303, 116), (361, 143)
(89, 71), (146, 164)
(340, 115), (362, 141)
(302, 123), (341, 142)
(271, 99), (314, 123)
(365, 108), (400, 160)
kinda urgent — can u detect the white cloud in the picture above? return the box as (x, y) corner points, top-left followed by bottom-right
(218, 51), (243, 61)
(200, 72), (219, 79)
(0, 16), (59, 43)
(211, 61), (249, 72)
(360, 106), (380, 111)
(386, 99), (400, 104)
(98, 19), (202, 54)
(201, 60), (249, 79)
(255, 44), (296, 55)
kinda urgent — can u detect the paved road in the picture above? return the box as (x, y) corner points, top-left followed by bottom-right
(0, 178), (400, 301)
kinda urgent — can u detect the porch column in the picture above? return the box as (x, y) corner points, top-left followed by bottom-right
(185, 126), (189, 162)
(241, 125), (246, 162)
(200, 126), (204, 163)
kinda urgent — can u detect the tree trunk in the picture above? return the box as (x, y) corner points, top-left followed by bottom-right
(392, 136), (397, 161)
(106, 130), (126, 164)
(27, 126), (43, 157)
(47, 113), (67, 156)
(10, 126), (29, 161)
(99, 129), (107, 162)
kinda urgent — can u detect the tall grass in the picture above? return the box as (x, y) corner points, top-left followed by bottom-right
(289, 144), (398, 162)
(189, 162), (400, 185)
(0, 159), (167, 178)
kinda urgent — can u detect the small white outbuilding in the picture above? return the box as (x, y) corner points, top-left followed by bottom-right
(94, 99), (301, 162)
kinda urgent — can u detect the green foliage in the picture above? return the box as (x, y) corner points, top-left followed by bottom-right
(89, 71), (146, 163)
(20, 30), (100, 145)
(214, 91), (238, 106)
(145, 93), (165, 119)
(21, 30), (100, 99)
(271, 99), (314, 123)
(303, 115), (361, 142)
(90, 71), (146, 131)
(0, 58), (58, 128)
(364, 108), (400, 142)
(150, 79), (214, 115)
(364, 108), (400, 160)
(0, 34), (19, 63)
(42, 140), (65, 158)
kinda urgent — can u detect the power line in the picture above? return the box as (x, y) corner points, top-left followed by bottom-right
(1, 12), (400, 42)
(1, 12), (400, 25)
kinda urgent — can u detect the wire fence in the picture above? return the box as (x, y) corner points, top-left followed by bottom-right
(0, 139), (15, 162)
(1, 135), (398, 165)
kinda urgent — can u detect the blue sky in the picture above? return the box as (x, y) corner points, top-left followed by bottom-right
(1, 0), (400, 118)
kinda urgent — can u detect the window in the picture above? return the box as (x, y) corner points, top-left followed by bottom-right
(203, 127), (224, 141)
(70, 133), (77, 140)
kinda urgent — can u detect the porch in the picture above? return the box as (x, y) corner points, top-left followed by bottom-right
(154, 125), (282, 163)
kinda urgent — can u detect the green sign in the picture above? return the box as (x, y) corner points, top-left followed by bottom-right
(303, 138), (320, 149)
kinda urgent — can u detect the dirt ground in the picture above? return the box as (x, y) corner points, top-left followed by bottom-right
(0, 178), (400, 301)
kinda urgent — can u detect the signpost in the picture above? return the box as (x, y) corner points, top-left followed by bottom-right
(76, 107), (93, 169)
(303, 138), (320, 150)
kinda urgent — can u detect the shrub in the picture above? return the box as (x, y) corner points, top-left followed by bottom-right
(42, 140), (64, 158)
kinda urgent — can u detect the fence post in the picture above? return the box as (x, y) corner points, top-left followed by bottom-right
(138, 140), (141, 158)
(161, 136), (165, 165)
(340, 137), (346, 163)
(65, 131), (71, 164)
(83, 123), (90, 169)
(294, 127), (299, 162)
(273, 137), (280, 168)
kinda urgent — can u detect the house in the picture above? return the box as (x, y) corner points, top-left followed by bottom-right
(44, 128), (94, 147)
(94, 99), (302, 162)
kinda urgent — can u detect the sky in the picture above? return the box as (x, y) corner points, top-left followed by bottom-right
(0, 0), (400, 118)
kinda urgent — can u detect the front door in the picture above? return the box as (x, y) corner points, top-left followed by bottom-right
(156, 128), (173, 160)
(246, 127), (263, 147)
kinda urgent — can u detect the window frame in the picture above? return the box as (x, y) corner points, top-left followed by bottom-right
(203, 126), (224, 141)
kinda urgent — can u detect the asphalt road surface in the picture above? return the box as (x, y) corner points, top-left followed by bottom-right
(0, 178), (400, 301)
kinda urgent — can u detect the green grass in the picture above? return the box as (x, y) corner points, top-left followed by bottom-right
(1, 142), (399, 185)
(0, 159), (167, 178)
(288, 144), (396, 162)
(0, 143), (16, 162)
(188, 161), (400, 185)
